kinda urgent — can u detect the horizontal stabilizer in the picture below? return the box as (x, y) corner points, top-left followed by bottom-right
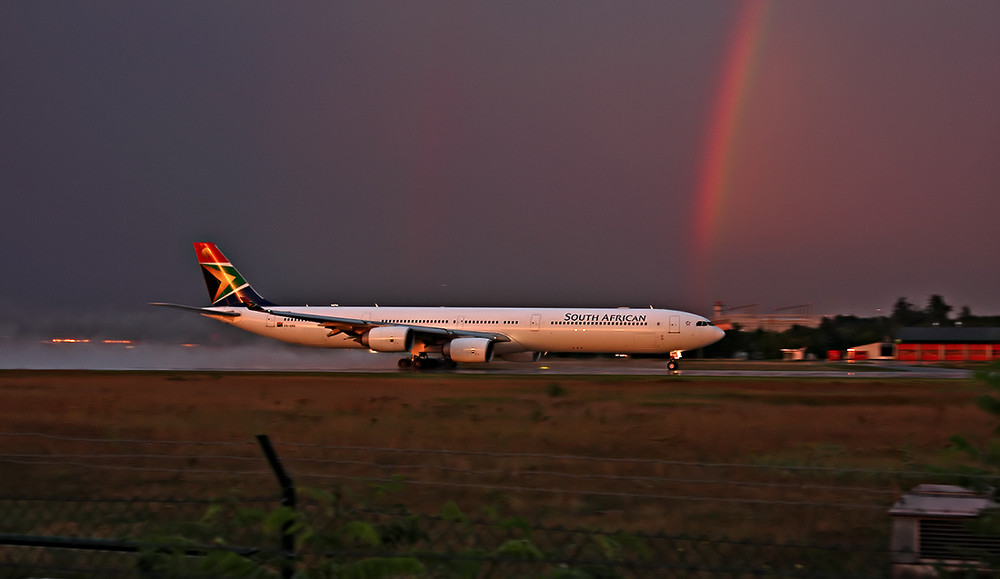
(150, 303), (242, 318)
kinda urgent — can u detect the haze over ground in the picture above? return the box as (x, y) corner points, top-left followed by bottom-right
(2, 1), (998, 345)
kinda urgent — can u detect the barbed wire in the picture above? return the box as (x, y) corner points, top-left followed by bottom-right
(0, 459), (899, 508)
(0, 457), (272, 476)
(0, 432), (256, 447)
(1, 431), (990, 481)
(0, 464), (914, 511)
(0, 451), (903, 495)
(272, 441), (993, 482)
(292, 472), (891, 511)
(0, 452), (261, 462)
(283, 457), (904, 497)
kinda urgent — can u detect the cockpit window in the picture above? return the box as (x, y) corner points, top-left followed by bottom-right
(696, 321), (716, 326)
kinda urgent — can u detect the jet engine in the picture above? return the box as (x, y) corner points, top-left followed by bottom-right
(362, 326), (414, 352)
(444, 338), (494, 363)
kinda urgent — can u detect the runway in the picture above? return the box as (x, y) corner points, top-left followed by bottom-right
(446, 359), (972, 379)
(0, 340), (973, 378)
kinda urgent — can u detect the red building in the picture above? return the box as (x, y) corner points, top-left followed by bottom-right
(841, 328), (1000, 362)
(894, 327), (1000, 362)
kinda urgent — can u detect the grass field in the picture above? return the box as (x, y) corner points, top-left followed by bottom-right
(1, 368), (997, 543)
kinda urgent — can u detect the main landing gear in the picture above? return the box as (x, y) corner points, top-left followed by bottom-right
(398, 355), (457, 370)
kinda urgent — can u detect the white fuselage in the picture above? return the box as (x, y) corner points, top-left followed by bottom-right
(202, 306), (724, 356)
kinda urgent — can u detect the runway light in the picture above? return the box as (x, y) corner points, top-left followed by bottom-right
(47, 338), (91, 344)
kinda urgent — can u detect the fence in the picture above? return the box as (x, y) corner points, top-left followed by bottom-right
(0, 432), (995, 577)
(1, 502), (892, 578)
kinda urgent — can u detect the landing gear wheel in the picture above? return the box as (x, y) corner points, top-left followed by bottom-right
(666, 359), (679, 372)
(402, 355), (456, 371)
(413, 355), (444, 370)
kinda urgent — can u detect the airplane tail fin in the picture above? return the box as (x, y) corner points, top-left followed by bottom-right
(194, 242), (274, 308)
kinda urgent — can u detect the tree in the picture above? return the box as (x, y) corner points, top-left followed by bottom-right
(950, 362), (1000, 493)
(948, 361), (1000, 570)
(816, 317), (844, 352)
(891, 297), (922, 327)
(925, 294), (954, 326)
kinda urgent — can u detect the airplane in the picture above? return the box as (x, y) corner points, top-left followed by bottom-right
(153, 242), (724, 371)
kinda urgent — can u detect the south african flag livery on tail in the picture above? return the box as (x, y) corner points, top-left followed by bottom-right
(194, 242), (273, 308)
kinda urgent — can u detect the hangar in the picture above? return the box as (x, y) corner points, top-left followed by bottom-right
(895, 327), (1000, 362)
(847, 327), (1000, 362)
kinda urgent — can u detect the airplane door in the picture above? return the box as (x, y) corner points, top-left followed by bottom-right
(668, 315), (680, 334)
(530, 314), (541, 331)
(266, 315), (276, 328)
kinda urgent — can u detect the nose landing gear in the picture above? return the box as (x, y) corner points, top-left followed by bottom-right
(666, 350), (682, 372)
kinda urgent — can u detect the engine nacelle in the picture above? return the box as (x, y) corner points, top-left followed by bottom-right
(500, 351), (542, 362)
(444, 337), (494, 363)
(362, 326), (414, 352)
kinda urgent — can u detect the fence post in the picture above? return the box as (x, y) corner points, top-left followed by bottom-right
(256, 434), (297, 579)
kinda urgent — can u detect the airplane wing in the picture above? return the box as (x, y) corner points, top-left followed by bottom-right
(150, 303), (242, 318)
(263, 308), (512, 343)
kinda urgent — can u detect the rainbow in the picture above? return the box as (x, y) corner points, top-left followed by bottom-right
(688, 0), (772, 304)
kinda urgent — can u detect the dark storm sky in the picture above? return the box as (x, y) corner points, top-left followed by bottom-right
(2, 1), (998, 322)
